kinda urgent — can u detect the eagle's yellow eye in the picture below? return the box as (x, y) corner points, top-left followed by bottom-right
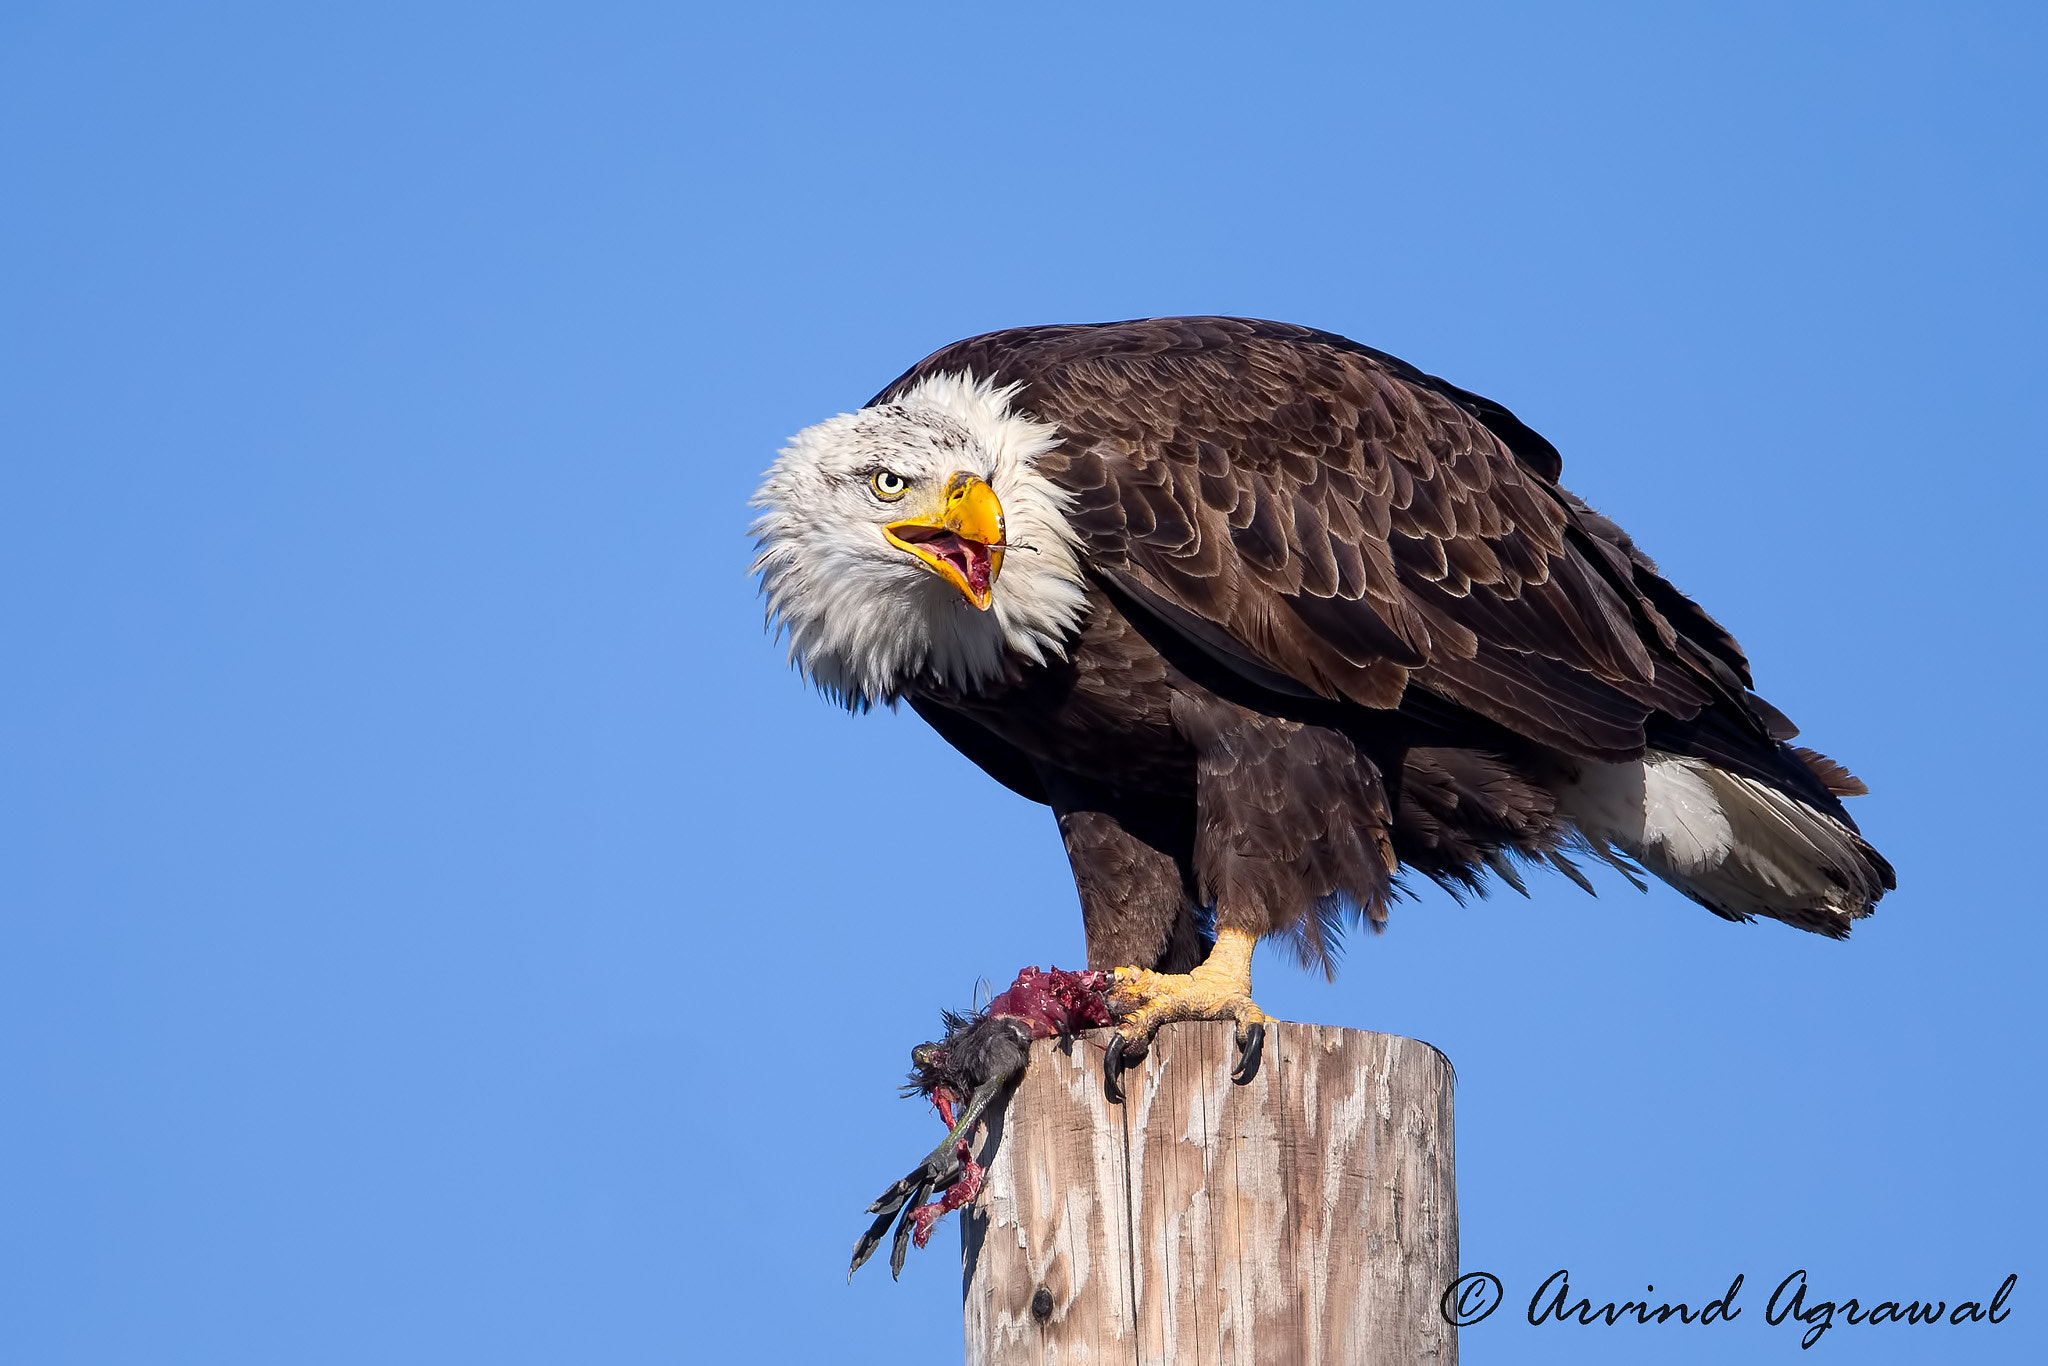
(870, 470), (910, 500)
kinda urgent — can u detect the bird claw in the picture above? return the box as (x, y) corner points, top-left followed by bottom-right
(849, 1149), (958, 1280)
(1102, 1032), (1148, 1105)
(1231, 1020), (1266, 1086)
(851, 1066), (1023, 1280)
(1105, 1017), (1264, 1101)
(886, 1174), (934, 1278)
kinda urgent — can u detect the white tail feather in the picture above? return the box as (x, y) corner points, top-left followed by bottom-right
(1557, 751), (1887, 934)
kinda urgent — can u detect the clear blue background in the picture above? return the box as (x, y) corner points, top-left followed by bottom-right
(4, 3), (2041, 1362)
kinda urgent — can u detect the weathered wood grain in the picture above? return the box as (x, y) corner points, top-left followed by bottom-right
(962, 1021), (1456, 1366)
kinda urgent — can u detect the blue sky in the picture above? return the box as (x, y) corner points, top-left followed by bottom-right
(3, 3), (2042, 1362)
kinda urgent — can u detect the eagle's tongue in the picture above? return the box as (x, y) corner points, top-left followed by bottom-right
(920, 528), (990, 595)
(891, 522), (994, 601)
(962, 541), (991, 597)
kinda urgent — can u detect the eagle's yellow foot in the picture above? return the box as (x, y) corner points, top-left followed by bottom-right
(1103, 926), (1270, 1102)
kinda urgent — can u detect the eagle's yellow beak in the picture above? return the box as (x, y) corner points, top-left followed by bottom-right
(883, 473), (1006, 610)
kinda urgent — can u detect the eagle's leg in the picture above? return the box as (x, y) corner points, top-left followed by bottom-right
(847, 1068), (1013, 1281)
(1102, 925), (1269, 1103)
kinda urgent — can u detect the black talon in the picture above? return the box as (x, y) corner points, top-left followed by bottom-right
(1231, 1021), (1266, 1086)
(850, 1150), (958, 1278)
(851, 1191), (907, 1277)
(887, 1173), (935, 1279)
(1103, 1034), (1128, 1105)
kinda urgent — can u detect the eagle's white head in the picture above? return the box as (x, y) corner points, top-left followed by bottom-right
(749, 372), (1090, 707)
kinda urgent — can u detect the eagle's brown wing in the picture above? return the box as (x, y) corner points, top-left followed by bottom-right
(877, 316), (1755, 763)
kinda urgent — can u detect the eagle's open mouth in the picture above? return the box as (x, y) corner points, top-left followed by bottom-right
(881, 472), (1006, 610)
(890, 523), (995, 599)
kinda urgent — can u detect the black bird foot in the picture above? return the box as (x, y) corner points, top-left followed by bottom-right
(849, 1145), (959, 1281)
(849, 1069), (1015, 1281)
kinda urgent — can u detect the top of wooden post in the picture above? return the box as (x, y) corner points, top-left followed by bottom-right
(963, 1020), (1457, 1366)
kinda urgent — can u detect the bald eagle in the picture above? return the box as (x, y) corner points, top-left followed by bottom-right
(752, 317), (1892, 1097)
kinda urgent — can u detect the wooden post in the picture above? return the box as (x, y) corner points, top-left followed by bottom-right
(961, 1021), (1456, 1366)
